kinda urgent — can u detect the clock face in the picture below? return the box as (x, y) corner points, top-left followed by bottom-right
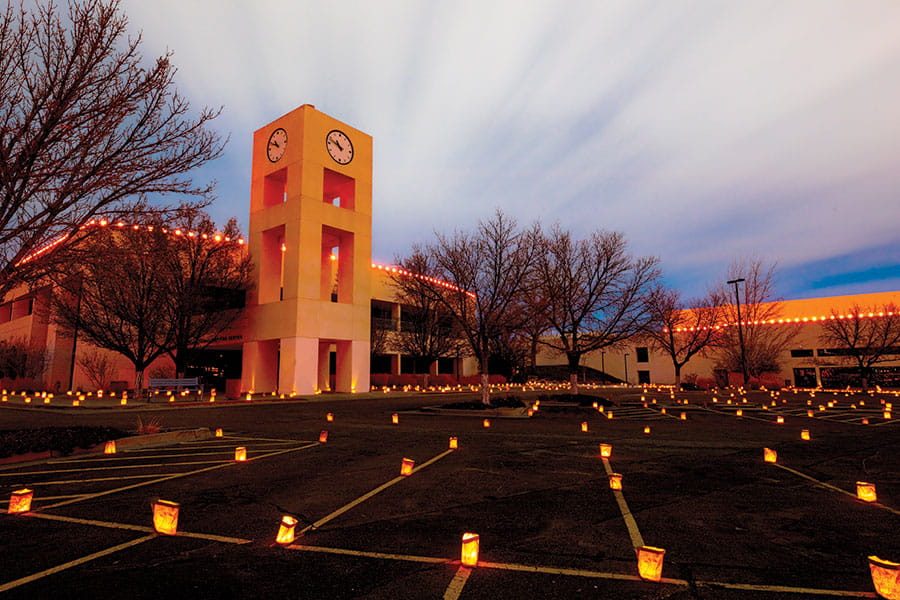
(326, 130), (353, 165)
(267, 128), (287, 162)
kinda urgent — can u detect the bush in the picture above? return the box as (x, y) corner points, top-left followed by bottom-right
(0, 426), (127, 458)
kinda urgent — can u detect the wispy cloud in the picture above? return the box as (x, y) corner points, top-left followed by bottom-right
(120, 0), (900, 298)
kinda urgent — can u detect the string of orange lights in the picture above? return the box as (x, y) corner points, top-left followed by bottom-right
(15, 218), (246, 267)
(670, 310), (897, 332)
(371, 262), (476, 298)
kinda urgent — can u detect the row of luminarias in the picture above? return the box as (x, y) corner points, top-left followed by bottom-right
(7, 427), (898, 593)
(759, 448), (897, 598)
(8, 480), (896, 594)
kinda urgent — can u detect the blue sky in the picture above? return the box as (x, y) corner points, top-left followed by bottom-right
(117, 0), (900, 301)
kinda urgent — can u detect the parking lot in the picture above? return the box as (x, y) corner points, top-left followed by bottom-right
(1, 388), (898, 598)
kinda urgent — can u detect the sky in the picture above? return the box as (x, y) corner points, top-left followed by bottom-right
(114, 0), (900, 301)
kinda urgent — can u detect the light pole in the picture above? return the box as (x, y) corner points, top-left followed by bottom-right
(601, 351), (606, 379)
(727, 278), (748, 385)
(623, 353), (629, 385)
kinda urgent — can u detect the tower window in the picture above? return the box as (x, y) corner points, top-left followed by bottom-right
(323, 168), (355, 209)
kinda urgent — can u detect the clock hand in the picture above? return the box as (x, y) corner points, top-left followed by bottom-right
(270, 140), (280, 148)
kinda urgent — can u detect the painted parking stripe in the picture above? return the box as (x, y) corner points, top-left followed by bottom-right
(15, 473), (182, 486)
(1, 494), (86, 504)
(300, 448), (455, 535)
(224, 435), (313, 443)
(3, 444), (313, 481)
(48, 450), (247, 464)
(600, 457), (644, 549)
(0, 534), (156, 593)
(288, 544), (449, 564)
(287, 544), (876, 597)
(28, 512), (252, 544)
(0, 460), (231, 477)
(37, 442), (319, 510)
(442, 566), (472, 600)
(773, 463), (900, 516)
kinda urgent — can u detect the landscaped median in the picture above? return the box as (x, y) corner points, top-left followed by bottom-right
(0, 426), (211, 465)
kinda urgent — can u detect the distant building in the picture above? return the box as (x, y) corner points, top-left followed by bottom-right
(535, 291), (900, 388)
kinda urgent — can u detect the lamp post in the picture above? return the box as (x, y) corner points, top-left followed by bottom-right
(623, 353), (629, 385)
(601, 351), (606, 380)
(727, 278), (748, 385)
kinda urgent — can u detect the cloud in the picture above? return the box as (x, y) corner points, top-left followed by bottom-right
(119, 0), (900, 299)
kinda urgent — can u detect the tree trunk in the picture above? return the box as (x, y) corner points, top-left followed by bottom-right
(567, 352), (581, 394)
(134, 368), (145, 400)
(569, 372), (580, 395)
(480, 372), (490, 405)
(674, 364), (682, 391)
(859, 362), (868, 392)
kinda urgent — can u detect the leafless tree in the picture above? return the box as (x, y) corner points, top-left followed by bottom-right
(397, 210), (538, 404)
(391, 252), (463, 380)
(0, 0), (225, 296)
(711, 259), (799, 385)
(819, 304), (900, 391)
(369, 314), (392, 360)
(76, 348), (114, 389)
(643, 286), (721, 389)
(516, 296), (551, 376)
(533, 226), (660, 393)
(51, 212), (250, 391)
(52, 223), (172, 393)
(158, 210), (252, 377)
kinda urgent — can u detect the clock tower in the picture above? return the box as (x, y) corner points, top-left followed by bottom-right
(241, 104), (372, 394)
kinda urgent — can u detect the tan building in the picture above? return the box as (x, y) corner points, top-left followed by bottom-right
(0, 106), (473, 395)
(2, 105), (896, 394)
(536, 291), (900, 389)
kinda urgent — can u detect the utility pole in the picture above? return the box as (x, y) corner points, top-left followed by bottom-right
(727, 278), (748, 385)
(623, 353), (629, 385)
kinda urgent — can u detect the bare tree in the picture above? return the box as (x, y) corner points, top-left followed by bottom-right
(0, 0), (224, 296)
(398, 210), (538, 404)
(643, 286), (721, 389)
(158, 210), (252, 377)
(390, 252), (463, 382)
(711, 259), (799, 385)
(76, 348), (114, 389)
(516, 296), (551, 376)
(52, 212), (250, 391)
(533, 226), (660, 393)
(819, 304), (900, 391)
(52, 223), (172, 392)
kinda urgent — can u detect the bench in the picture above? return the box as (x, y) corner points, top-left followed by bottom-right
(147, 377), (204, 395)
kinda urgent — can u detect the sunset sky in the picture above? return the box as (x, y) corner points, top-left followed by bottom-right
(118, 0), (900, 301)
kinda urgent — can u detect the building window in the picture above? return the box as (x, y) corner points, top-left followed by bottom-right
(790, 349), (814, 358)
(637, 370), (650, 384)
(635, 347), (649, 363)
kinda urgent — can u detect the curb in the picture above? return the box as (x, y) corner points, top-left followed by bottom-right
(412, 407), (531, 419)
(114, 428), (212, 450)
